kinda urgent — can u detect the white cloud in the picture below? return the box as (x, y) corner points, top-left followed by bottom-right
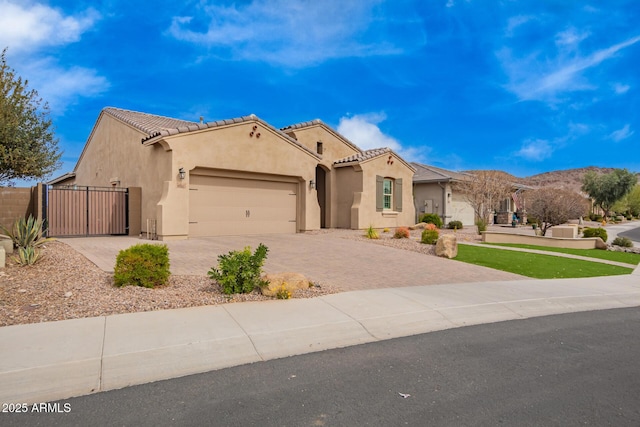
(0, 2), (107, 114)
(613, 83), (630, 94)
(18, 58), (109, 114)
(499, 32), (640, 104)
(336, 113), (428, 162)
(168, 0), (410, 67)
(505, 15), (534, 37)
(608, 124), (634, 142)
(515, 139), (553, 161)
(0, 1), (99, 53)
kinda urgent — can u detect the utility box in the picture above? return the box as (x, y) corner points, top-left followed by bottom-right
(552, 226), (577, 238)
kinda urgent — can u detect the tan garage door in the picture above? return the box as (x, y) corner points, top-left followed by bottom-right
(189, 175), (297, 237)
(451, 193), (476, 226)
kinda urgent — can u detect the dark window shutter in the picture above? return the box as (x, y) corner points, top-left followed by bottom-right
(394, 178), (403, 212)
(376, 175), (383, 212)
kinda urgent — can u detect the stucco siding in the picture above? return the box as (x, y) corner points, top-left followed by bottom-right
(158, 120), (321, 238)
(72, 114), (171, 231)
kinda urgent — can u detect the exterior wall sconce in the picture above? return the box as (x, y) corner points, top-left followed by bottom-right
(178, 167), (186, 180)
(447, 193), (451, 202)
(310, 179), (316, 190)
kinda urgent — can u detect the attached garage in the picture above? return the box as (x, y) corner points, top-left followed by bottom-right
(188, 174), (298, 237)
(450, 192), (475, 226)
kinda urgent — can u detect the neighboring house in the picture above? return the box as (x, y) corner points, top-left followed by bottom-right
(412, 162), (530, 226)
(411, 163), (476, 226)
(51, 107), (415, 240)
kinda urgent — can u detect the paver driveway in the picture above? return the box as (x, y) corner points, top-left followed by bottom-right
(60, 232), (527, 291)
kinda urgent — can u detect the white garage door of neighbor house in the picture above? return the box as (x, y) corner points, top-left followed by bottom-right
(189, 175), (297, 237)
(451, 193), (476, 226)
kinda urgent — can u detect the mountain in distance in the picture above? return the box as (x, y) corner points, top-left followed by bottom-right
(465, 167), (639, 193)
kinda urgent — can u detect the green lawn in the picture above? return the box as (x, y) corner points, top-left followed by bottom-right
(484, 243), (640, 265)
(455, 245), (633, 279)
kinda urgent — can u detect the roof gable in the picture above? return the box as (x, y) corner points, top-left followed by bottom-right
(103, 107), (198, 137)
(412, 162), (471, 183)
(281, 119), (362, 154)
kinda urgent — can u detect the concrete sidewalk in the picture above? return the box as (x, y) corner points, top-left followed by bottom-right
(2, 272), (640, 404)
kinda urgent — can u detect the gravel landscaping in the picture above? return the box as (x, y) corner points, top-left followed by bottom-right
(0, 226), (482, 327)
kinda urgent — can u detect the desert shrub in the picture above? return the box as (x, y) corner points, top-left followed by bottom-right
(589, 213), (603, 222)
(208, 244), (269, 294)
(612, 237), (634, 248)
(365, 225), (379, 239)
(114, 244), (170, 288)
(1, 215), (54, 265)
(393, 227), (410, 239)
(421, 228), (439, 245)
(419, 213), (443, 228)
(475, 219), (487, 235)
(582, 227), (608, 242)
(276, 283), (292, 299)
(448, 220), (463, 230)
(383, 228), (390, 233)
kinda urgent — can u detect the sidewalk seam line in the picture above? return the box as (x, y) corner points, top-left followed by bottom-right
(319, 298), (379, 341)
(222, 306), (264, 362)
(99, 316), (107, 392)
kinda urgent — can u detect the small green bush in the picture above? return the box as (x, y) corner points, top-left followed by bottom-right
(475, 219), (487, 235)
(421, 228), (439, 245)
(589, 213), (603, 222)
(583, 227), (608, 242)
(393, 227), (410, 239)
(114, 244), (170, 288)
(448, 220), (463, 230)
(419, 213), (443, 228)
(208, 244), (269, 294)
(612, 237), (634, 248)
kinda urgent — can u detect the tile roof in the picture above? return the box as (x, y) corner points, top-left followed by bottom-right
(103, 107), (198, 137)
(411, 162), (472, 183)
(334, 147), (392, 165)
(281, 119), (362, 153)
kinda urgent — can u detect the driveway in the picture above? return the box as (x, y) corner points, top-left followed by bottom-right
(60, 231), (527, 292)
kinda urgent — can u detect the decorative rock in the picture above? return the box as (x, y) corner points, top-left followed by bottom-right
(435, 234), (458, 259)
(64, 291), (73, 298)
(0, 236), (12, 255)
(408, 222), (427, 230)
(261, 272), (310, 297)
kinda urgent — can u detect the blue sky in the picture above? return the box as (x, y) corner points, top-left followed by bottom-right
(2, 0), (639, 184)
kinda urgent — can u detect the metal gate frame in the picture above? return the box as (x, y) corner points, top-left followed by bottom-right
(44, 185), (129, 237)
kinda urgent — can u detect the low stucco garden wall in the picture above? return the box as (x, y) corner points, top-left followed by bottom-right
(482, 231), (606, 249)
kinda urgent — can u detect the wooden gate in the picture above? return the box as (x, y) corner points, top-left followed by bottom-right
(45, 185), (128, 237)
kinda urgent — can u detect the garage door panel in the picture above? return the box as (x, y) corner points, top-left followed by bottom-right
(189, 175), (297, 237)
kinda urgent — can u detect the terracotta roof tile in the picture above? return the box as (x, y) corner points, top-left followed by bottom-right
(103, 107), (198, 136)
(334, 147), (391, 165)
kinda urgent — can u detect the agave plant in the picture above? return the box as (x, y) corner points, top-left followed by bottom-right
(1, 215), (55, 265)
(1, 215), (53, 249)
(15, 246), (42, 265)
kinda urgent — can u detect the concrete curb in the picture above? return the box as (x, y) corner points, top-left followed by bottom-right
(2, 274), (639, 404)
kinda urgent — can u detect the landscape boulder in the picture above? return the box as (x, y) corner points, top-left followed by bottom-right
(0, 235), (13, 255)
(408, 222), (428, 230)
(261, 272), (310, 297)
(435, 234), (458, 259)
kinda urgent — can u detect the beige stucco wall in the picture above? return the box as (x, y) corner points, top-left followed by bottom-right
(286, 124), (361, 229)
(336, 153), (415, 229)
(335, 167), (363, 228)
(155, 119), (322, 239)
(72, 114), (171, 232)
(413, 182), (447, 222)
(413, 182), (475, 226)
(482, 231), (603, 249)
